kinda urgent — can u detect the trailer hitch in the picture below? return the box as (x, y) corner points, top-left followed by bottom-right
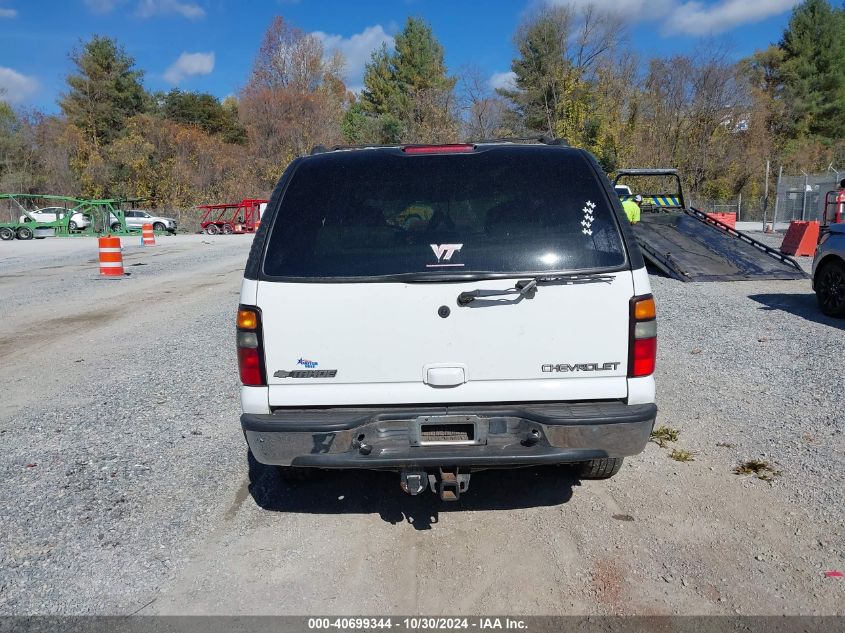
(428, 467), (470, 501)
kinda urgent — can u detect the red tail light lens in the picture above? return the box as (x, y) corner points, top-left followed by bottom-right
(629, 294), (657, 378)
(236, 306), (266, 386)
(238, 347), (264, 386)
(631, 337), (657, 377)
(403, 144), (475, 154)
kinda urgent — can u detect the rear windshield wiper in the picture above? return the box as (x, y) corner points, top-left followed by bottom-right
(457, 274), (615, 306)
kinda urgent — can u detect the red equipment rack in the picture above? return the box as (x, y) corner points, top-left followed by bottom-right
(198, 198), (268, 235)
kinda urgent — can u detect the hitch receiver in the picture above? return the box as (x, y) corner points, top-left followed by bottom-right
(428, 467), (471, 501)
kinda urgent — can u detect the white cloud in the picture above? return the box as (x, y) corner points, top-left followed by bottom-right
(665, 0), (800, 36)
(163, 51), (214, 84)
(547, 0), (797, 35)
(489, 71), (517, 92)
(136, 0), (205, 19)
(312, 25), (394, 89)
(0, 7), (17, 18)
(0, 67), (39, 104)
(547, 0), (675, 22)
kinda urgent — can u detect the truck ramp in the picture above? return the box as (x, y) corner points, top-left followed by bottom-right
(632, 208), (807, 282)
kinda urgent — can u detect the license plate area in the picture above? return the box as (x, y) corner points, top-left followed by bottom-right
(409, 415), (488, 447)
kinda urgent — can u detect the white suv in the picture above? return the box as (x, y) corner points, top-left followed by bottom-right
(21, 207), (91, 230)
(237, 141), (657, 500)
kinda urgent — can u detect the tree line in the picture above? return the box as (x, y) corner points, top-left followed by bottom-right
(1, 0), (844, 218)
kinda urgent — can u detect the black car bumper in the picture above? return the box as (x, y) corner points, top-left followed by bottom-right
(242, 402), (657, 469)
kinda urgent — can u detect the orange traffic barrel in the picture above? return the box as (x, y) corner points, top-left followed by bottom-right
(141, 223), (155, 246)
(98, 236), (124, 277)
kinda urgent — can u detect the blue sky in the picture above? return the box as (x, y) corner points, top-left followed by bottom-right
(0, 0), (801, 113)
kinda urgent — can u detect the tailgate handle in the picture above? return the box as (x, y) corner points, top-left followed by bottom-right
(424, 365), (467, 387)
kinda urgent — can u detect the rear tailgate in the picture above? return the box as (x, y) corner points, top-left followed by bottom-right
(257, 145), (636, 407)
(260, 272), (633, 407)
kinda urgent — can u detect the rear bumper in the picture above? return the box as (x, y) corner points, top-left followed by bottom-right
(242, 402), (657, 468)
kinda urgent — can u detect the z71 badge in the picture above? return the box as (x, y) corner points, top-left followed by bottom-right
(274, 369), (338, 378)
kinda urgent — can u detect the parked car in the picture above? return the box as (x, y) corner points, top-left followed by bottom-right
(614, 184), (632, 197)
(813, 223), (845, 317)
(20, 207), (91, 231)
(118, 210), (177, 233)
(236, 141), (658, 500)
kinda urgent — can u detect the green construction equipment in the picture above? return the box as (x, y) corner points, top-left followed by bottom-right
(0, 194), (154, 241)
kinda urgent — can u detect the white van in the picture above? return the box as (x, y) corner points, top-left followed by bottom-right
(237, 140), (657, 500)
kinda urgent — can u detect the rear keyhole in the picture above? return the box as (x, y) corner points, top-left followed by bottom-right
(438, 305), (450, 318)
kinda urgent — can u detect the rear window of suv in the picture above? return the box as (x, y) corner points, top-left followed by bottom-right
(262, 146), (626, 279)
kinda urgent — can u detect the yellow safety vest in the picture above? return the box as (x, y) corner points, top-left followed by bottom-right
(622, 199), (641, 224)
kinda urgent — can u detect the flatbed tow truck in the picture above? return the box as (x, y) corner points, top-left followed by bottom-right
(613, 169), (807, 282)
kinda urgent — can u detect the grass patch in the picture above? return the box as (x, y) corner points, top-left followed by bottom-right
(669, 448), (696, 462)
(733, 459), (782, 481)
(650, 425), (680, 448)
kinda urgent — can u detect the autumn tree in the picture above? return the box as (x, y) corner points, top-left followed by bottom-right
(158, 89), (246, 144)
(499, 6), (623, 162)
(59, 36), (147, 147)
(240, 16), (346, 186)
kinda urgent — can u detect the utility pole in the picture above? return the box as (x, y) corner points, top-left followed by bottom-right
(801, 170), (809, 222)
(772, 165), (783, 231)
(762, 160), (770, 231)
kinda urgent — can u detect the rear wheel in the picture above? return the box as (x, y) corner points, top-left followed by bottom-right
(816, 259), (845, 318)
(205, 223), (220, 235)
(68, 220), (78, 231)
(110, 223), (121, 232)
(0, 227), (14, 240)
(16, 226), (33, 240)
(575, 457), (624, 479)
(221, 223), (234, 234)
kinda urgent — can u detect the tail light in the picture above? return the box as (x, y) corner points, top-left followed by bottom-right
(236, 306), (266, 386)
(628, 294), (657, 378)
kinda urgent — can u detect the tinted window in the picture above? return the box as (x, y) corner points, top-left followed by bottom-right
(263, 147), (626, 278)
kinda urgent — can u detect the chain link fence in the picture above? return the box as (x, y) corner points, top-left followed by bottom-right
(772, 171), (841, 225)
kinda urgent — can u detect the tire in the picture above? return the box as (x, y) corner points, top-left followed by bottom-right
(68, 220), (78, 231)
(110, 223), (122, 232)
(16, 226), (33, 240)
(575, 457), (624, 479)
(0, 227), (14, 241)
(205, 223), (220, 235)
(815, 259), (845, 318)
(153, 222), (165, 231)
(221, 223), (234, 235)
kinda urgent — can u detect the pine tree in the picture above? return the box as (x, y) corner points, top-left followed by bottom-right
(780, 0), (845, 141)
(347, 17), (457, 143)
(59, 36), (147, 147)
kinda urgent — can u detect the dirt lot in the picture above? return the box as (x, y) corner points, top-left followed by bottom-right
(0, 234), (842, 616)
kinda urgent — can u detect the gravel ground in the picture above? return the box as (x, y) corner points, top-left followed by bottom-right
(0, 234), (842, 616)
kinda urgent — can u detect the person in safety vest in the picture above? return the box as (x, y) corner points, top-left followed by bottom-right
(622, 194), (642, 224)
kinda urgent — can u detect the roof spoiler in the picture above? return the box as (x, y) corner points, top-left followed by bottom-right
(309, 135), (568, 155)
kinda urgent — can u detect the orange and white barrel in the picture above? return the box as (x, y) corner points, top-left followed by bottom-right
(141, 223), (155, 246)
(98, 236), (124, 277)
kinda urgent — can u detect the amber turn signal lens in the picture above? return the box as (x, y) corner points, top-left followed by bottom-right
(633, 296), (656, 320)
(237, 308), (258, 330)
